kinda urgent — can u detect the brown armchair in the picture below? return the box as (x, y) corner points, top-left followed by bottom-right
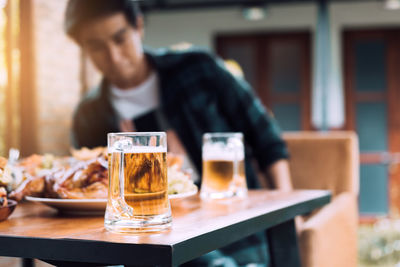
(283, 131), (359, 267)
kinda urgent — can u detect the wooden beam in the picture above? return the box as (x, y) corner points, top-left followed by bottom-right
(19, 0), (37, 156)
(4, 0), (13, 155)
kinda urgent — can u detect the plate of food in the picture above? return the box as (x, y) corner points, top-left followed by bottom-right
(8, 148), (198, 214)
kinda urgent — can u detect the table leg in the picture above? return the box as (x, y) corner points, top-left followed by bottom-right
(22, 258), (34, 267)
(266, 219), (301, 267)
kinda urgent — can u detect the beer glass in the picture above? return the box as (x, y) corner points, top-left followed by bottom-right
(105, 132), (172, 233)
(200, 133), (247, 199)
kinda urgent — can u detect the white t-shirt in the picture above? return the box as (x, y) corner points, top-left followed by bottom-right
(109, 72), (199, 182)
(110, 72), (159, 120)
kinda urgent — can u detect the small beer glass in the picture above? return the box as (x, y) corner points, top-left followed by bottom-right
(105, 132), (172, 233)
(200, 132), (247, 199)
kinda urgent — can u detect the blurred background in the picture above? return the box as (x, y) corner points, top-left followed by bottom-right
(1, 0), (400, 265)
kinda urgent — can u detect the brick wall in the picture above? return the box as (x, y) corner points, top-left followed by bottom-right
(33, 0), (81, 155)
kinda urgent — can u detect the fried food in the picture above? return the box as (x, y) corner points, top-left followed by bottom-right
(0, 157), (7, 170)
(70, 146), (106, 161)
(8, 147), (196, 201)
(0, 157), (10, 187)
(8, 175), (45, 202)
(56, 181), (107, 199)
(9, 156), (108, 201)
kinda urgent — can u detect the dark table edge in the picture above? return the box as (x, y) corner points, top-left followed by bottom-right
(0, 236), (173, 266)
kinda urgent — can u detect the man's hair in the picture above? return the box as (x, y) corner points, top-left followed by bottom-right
(64, 0), (142, 42)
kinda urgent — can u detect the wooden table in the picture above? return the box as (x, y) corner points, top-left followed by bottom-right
(0, 190), (330, 267)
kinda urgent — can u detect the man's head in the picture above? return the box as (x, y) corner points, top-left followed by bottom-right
(65, 0), (142, 43)
(65, 0), (149, 89)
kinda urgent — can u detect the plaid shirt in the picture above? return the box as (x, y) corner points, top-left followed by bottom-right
(72, 48), (288, 189)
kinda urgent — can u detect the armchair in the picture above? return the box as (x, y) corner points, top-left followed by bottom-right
(283, 131), (359, 267)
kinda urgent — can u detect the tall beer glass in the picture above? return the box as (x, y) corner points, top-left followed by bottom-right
(105, 132), (172, 233)
(200, 133), (247, 199)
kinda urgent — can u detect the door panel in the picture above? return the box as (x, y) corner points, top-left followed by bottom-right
(215, 32), (311, 131)
(356, 102), (388, 152)
(359, 164), (388, 215)
(223, 41), (258, 89)
(354, 40), (387, 92)
(269, 41), (302, 93)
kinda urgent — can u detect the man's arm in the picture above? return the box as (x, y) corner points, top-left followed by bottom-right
(203, 53), (291, 189)
(264, 159), (293, 191)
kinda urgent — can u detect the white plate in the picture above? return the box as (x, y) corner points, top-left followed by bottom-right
(25, 189), (198, 215)
(168, 188), (198, 200)
(25, 196), (107, 215)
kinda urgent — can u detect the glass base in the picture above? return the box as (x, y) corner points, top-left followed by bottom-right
(104, 214), (172, 233)
(200, 188), (248, 200)
(200, 190), (235, 200)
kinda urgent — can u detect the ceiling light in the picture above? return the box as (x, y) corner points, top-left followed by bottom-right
(242, 6), (267, 21)
(385, 0), (400, 10)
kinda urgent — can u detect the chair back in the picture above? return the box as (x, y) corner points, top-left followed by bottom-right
(283, 131), (359, 197)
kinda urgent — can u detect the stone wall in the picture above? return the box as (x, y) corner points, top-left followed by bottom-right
(33, 0), (81, 155)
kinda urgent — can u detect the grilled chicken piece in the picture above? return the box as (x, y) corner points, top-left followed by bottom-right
(8, 151), (109, 201)
(60, 159), (107, 190)
(8, 175), (45, 202)
(42, 158), (108, 199)
(9, 158), (108, 201)
(55, 181), (108, 199)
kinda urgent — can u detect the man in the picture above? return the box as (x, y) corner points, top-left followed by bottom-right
(65, 0), (292, 265)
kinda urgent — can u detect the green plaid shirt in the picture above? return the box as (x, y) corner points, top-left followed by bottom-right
(72, 48), (288, 189)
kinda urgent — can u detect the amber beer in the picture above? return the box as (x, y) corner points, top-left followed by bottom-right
(108, 150), (168, 216)
(124, 151), (168, 215)
(202, 158), (246, 191)
(105, 132), (171, 233)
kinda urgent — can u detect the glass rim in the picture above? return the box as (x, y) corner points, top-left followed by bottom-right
(203, 132), (243, 138)
(108, 132), (166, 137)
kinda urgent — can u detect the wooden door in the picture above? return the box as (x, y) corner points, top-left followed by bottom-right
(215, 32), (312, 131)
(344, 29), (400, 217)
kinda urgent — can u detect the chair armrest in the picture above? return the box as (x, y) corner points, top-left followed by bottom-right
(298, 192), (358, 267)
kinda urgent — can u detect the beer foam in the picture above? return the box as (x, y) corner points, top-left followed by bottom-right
(109, 146), (166, 153)
(202, 148), (244, 161)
